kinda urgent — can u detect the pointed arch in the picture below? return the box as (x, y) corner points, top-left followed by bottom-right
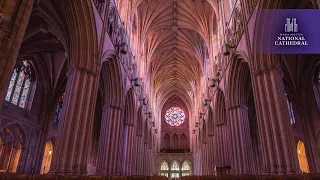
(40, 140), (54, 174)
(216, 90), (227, 125)
(227, 51), (251, 107)
(297, 141), (310, 173)
(0, 124), (26, 172)
(207, 106), (214, 136)
(101, 54), (124, 107)
(164, 134), (170, 150)
(136, 106), (144, 136)
(172, 134), (179, 149)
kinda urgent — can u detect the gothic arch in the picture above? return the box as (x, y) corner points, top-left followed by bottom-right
(202, 120), (207, 144)
(124, 88), (136, 126)
(207, 106), (214, 136)
(227, 51), (251, 107)
(100, 54), (124, 107)
(0, 123), (26, 172)
(62, 1), (98, 71)
(136, 106), (144, 136)
(215, 90), (227, 125)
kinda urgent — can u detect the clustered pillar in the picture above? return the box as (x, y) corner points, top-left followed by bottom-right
(49, 67), (99, 174)
(96, 104), (122, 175)
(252, 66), (298, 174)
(228, 104), (255, 174)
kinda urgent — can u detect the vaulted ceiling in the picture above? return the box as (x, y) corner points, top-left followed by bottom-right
(135, 0), (216, 109)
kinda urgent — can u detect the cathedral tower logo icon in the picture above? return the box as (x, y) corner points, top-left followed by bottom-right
(285, 18), (298, 33)
(274, 17), (307, 46)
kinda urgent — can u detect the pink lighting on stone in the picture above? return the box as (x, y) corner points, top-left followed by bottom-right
(0, 0), (319, 178)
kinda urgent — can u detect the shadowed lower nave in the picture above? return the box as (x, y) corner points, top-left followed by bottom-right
(0, 0), (320, 179)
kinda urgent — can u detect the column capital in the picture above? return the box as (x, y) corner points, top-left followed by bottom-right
(102, 104), (122, 110)
(228, 104), (248, 110)
(66, 65), (97, 77)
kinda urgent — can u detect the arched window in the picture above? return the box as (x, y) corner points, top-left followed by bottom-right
(181, 134), (187, 150)
(5, 60), (33, 108)
(0, 125), (24, 172)
(297, 141), (310, 173)
(285, 93), (296, 124)
(182, 161), (191, 176)
(171, 161), (180, 178)
(172, 134), (178, 149)
(165, 107), (185, 126)
(54, 93), (65, 125)
(41, 141), (53, 174)
(164, 134), (170, 149)
(160, 161), (169, 177)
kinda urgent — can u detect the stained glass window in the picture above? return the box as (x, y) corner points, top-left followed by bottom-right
(5, 60), (33, 109)
(171, 161), (180, 171)
(182, 161), (190, 171)
(182, 161), (191, 177)
(160, 161), (169, 170)
(160, 161), (169, 177)
(165, 107), (185, 126)
(5, 70), (17, 101)
(286, 93), (295, 124)
(54, 93), (65, 125)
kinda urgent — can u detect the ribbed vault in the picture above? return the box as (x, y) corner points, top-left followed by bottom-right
(136, 0), (215, 113)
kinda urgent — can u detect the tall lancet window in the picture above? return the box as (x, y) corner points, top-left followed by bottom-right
(54, 93), (65, 125)
(160, 161), (169, 177)
(182, 161), (191, 176)
(5, 60), (33, 108)
(286, 93), (295, 124)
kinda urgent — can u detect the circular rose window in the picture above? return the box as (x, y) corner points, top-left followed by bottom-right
(165, 107), (185, 126)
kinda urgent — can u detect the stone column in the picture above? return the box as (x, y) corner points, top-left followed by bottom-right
(202, 144), (208, 175)
(253, 66), (298, 174)
(96, 104), (123, 175)
(143, 143), (148, 175)
(134, 135), (143, 175)
(215, 124), (225, 168)
(207, 136), (215, 175)
(0, 0), (33, 105)
(49, 67), (98, 175)
(228, 104), (255, 175)
(125, 125), (136, 175)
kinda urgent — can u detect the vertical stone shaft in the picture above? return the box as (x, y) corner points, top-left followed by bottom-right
(50, 68), (98, 174)
(96, 104), (122, 175)
(229, 104), (255, 174)
(215, 125), (225, 168)
(253, 67), (297, 173)
(0, 0), (33, 105)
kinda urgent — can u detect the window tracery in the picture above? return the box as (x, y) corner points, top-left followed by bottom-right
(54, 93), (65, 125)
(182, 161), (191, 176)
(5, 60), (33, 109)
(285, 93), (295, 124)
(165, 107), (185, 126)
(160, 161), (169, 177)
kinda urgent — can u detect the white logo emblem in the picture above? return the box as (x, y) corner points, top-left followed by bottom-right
(285, 18), (298, 33)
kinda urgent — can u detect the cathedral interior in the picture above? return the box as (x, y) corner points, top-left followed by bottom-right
(0, 0), (320, 179)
